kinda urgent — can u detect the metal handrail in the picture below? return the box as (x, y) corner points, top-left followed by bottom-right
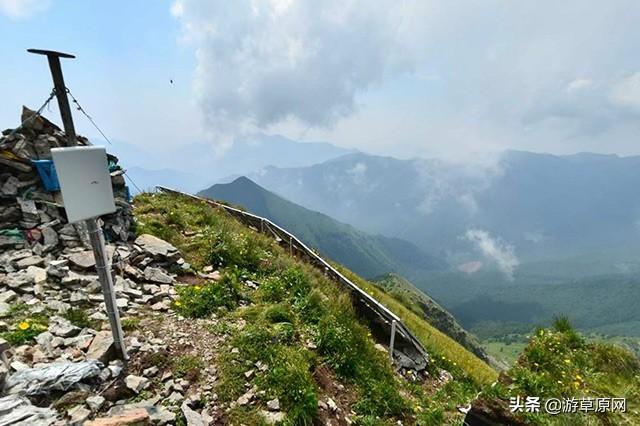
(155, 186), (429, 369)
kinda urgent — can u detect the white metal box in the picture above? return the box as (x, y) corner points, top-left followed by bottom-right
(51, 146), (116, 223)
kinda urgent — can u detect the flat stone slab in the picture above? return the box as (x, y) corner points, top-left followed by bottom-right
(86, 331), (115, 364)
(68, 250), (96, 269)
(15, 255), (44, 269)
(134, 234), (177, 258)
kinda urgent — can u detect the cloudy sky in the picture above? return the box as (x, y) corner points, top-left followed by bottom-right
(3, 0), (640, 160)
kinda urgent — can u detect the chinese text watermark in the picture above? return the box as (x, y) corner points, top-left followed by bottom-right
(509, 396), (626, 414)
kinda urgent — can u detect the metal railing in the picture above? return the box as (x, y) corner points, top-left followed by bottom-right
(156, 186), (429, 371)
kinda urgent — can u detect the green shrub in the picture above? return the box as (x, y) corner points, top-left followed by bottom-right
(317, 311), (367, 377)
(280, 267), (311, 300)
(257, 276), (287, 303)
(264, 347), (318, 425)
(207, 227), (274, 272)
(354, 376), (408, 418)
(174, 274), (241, 318)
(235, 323), (279, 362)
(552, 315), (583, 348)
(263, 304), (294, 323)
(257, 267), (311, 305)
(273, 322), (296, 344)
(294, 289), (325, 325)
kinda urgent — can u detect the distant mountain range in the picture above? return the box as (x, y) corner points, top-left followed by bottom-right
(247, 151), (640, 269)
(198, 176), (446, 279)
(109, 134), (353, 193)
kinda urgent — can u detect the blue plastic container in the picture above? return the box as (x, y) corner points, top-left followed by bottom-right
(31, 160), (60, 191)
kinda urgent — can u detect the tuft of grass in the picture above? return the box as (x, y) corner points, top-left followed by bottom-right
(121, 317), (141, 331)
(263, 346), (318, 424)
(63, 308), (97, 329)
(173, 273), (241, 318)
(174, 355), (204, 380)
(263, 304), (294, 324)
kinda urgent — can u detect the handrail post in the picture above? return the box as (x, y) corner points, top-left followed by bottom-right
(389, 320), (397, 362)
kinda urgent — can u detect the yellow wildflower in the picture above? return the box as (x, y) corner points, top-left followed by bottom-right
(18, 321), (30, 330)
(564, 359), (571, 364)
(194, 286), (201, 291)
(175, 301), (182, 307)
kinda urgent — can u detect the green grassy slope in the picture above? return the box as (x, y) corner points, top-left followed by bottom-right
(475, 319), (640, 425)
(134, 192), (495, 424)
(198, 177), (446, 279)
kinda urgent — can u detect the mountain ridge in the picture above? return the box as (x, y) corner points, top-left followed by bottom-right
(198, 176), (447, 279)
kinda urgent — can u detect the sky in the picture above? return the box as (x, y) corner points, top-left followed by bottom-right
(3, 0), (640, 161)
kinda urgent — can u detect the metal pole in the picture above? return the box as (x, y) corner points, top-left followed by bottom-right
(87, 218), (128, 360)
(389, 320), (397, 361)
(28, 49), (127, 359)
(27, 49), (78, 146)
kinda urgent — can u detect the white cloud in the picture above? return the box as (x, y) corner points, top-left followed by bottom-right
(171, 0), (427, 150)
(171, 1), (640, 158)
(610, 72), (640, 113)
(566, 78), (594, 93)
(465, 229), (519, 280)
(0, 0), (50, 19)
(457, 260), (483, 274)
(347, 162), (367, 185)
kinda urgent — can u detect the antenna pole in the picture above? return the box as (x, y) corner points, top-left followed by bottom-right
(27, 49), (78, 146)
(28, 49), (127, 360)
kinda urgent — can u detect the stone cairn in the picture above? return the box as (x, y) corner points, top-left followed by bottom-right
(0, 106), (132, 252)
(0, 108), (202, 425)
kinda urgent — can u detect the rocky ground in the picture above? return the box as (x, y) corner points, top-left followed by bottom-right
(1, 229), (362, 425)
(1, 232), (193, 424)
(0, 108), (232, 425)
